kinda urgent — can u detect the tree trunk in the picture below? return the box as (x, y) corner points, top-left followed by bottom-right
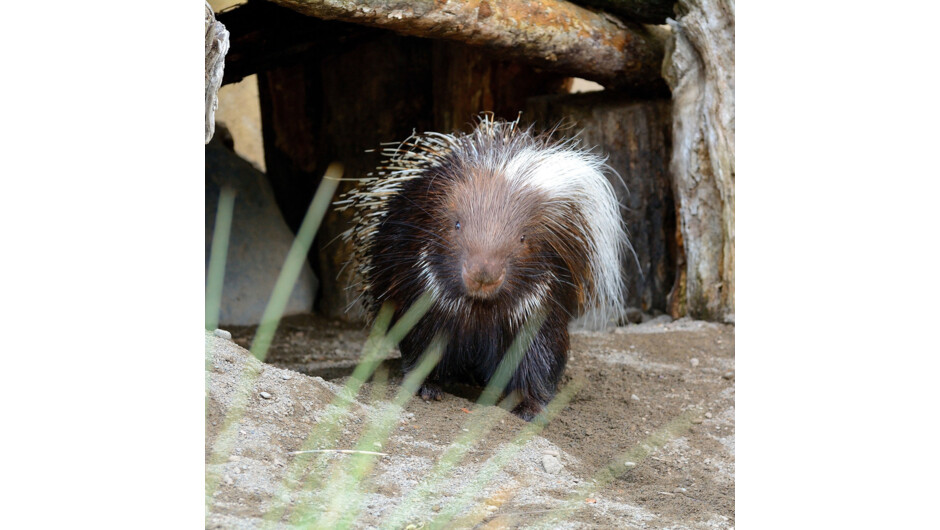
(259, 34), (437, 320)
(431, 41), (572, 133)
(526, 93), (677, 314)
(662, 0), (735, 322)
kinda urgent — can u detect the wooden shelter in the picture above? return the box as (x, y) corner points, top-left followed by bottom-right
(206, 0), (734, 322)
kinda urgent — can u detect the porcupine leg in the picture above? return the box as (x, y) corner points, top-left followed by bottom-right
(507, 312), (570, 422)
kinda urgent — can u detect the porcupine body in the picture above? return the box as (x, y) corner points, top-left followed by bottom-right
(338, 115), (627, 420)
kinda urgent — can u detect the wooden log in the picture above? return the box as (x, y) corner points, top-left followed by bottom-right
(526, 94), (677, 314)
(267, 0), (668, 91)
(217, 0), (382, 86)
(568, 0), (674, 24)
(205, 1), (230, 143)
(662, 0), (734, 322)
(431, 41), (571, 133)
(258, 33), (436, 320)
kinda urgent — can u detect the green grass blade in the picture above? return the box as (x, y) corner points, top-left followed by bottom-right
(251, 162), (343, 361)
(205, 186), (235, 331)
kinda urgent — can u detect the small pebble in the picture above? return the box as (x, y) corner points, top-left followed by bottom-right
(691, 418), (703, 424)
(673, 487), (687, 493)
(690, 358), (700, 367)
(223, 475), (234, 485)
(486, 505), (498, 513)
(624, 461), (636, 468)
(631, 394), (640, 401)
(281, 373), (292, 381)
(462, 428), (469, 432)
(705, 412), (713, 419)
(260, 392), (272, 399)
(723, 371), (734, 380)
(213, 329), (232, 340)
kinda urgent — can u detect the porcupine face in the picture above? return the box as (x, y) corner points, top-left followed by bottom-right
(413, 162), (572, 324)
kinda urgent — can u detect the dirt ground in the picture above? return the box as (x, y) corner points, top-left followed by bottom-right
(211, 314), (734, 528)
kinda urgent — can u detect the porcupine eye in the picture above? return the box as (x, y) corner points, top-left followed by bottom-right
(455, 221), (461, 231)
(520, 234), (525, 243)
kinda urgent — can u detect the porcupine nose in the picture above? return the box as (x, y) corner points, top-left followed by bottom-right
(462, 257), (506, 299)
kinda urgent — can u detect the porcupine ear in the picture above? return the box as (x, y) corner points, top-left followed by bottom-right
(505, 135), (629, 329)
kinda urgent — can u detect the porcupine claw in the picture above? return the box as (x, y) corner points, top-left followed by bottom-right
(419, 382), (444, 402)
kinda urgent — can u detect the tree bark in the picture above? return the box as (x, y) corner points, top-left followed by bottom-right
(267, 0), (668, 92)
(526, 94), (677, 314)
(662, 0), (734, 322)
(258, 34), (437, 320)
(431, 41), (571, 134)
(205, 1), (230, 144)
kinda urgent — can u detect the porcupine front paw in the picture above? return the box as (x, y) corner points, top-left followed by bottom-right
(512, 398), (547, 424)
(418, 382), (443, 401)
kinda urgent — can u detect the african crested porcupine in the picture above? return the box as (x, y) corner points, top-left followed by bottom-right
(338, 114), (627, 420)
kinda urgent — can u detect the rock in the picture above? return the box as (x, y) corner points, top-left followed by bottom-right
(542, 454), (563, 474)
(213, 329), (232, 340)
(645, 314), (674, 326)
(624, 461), (637, 468)
(689, 357), (700, 367)
(673, 487), (687, 493)
(723, 371), (734, 380)
(705, 412), (712, 419)
(624, 307), (644, 324)
(206, 135), (317, 326)
(260, 391), (272, 399)
(631, 394), (640, 401)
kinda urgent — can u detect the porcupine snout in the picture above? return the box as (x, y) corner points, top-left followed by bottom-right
(461, 254), (506, 299)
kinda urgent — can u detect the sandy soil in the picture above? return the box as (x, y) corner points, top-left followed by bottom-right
(209, 314), (734, 528)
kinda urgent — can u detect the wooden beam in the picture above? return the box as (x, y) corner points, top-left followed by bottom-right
(217, 1), (382, 86)
(267, 0), (668, 91)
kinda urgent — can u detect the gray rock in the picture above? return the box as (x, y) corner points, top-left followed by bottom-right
(213, 329), (232, 340)
(542, 454), (563, 474)
(259, 392), (272, 399)
(623, 307), (644, 324)
(690, 357), (700, 367)
(645, 314), (674, 326)
(206, 135), (317, 326)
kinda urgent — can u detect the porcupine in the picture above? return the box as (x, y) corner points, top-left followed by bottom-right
(337, 114), (627, 420)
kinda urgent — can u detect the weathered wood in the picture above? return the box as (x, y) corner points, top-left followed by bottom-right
(568, 0), (674, 24)
(205, 2), (230, 144)
(526, 94), (677, 314)
(217, 0), (382, 86)
(268, 0), (668, 91)
(431, 41), (571, 133)
(259, 33), (436, 320)
(663, 0), (734, 322)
